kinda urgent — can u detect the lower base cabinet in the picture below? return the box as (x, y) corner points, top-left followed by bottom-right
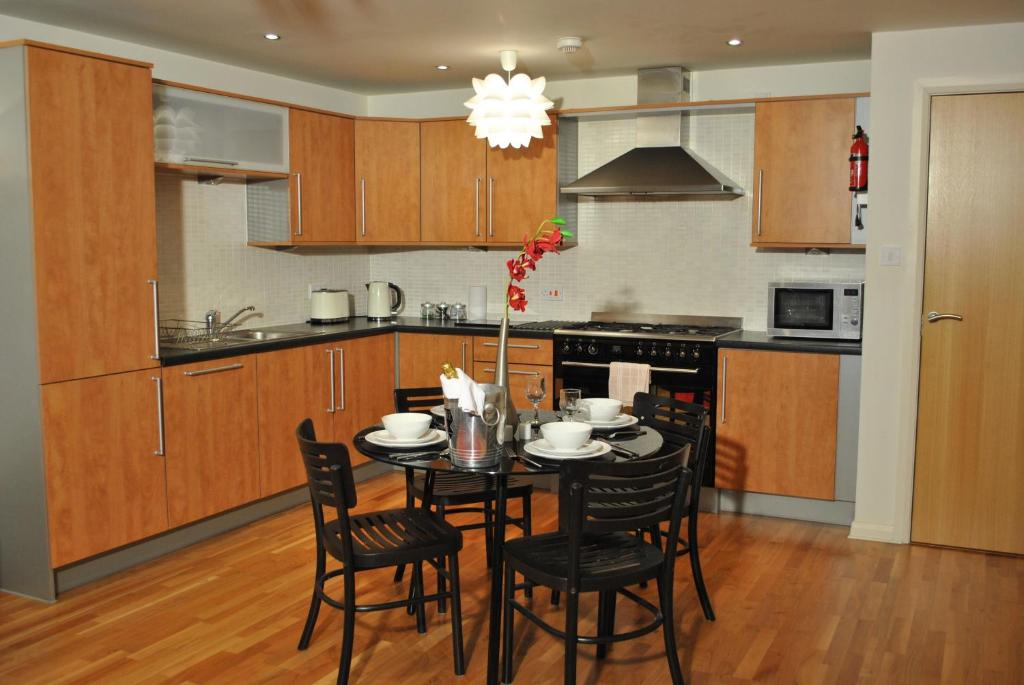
(41, 369), (170, 567)
(474, 363), (554, 411)
(715, 348), (839, 500)
(163, 355), (260, 527)
(398, 333), (472, 388)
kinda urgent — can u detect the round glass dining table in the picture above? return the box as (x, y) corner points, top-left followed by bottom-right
(352, 411), (664, 685)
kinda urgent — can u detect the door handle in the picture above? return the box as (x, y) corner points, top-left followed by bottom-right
(336, 348), (345, 411)
(183, 362), (244, 377)
(327, 349), (336, 413)
(152, 375), (165, 456)
(720, 355), (728, 424)
(482, 341), (540, 350)
(487, 177), (494, 237)
(461, 340), (467, 370)
(926, 311), (963, 323)
(755, 169), (764, 237)
(360, 178), (367, 237)
(475, 178), (481, 237)
(148, 279), (160, 360)
(294, 172), (303, 236)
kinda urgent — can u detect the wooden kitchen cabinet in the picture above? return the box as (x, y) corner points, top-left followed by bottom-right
(355, 120), (420, 242)
(421, 119), (488, 243)
(399, 333), (473, 388)
(715, 348), (839, 500)
(163, 355), (261, 527)
(41, 370), (169, 567)
(473, 336), (554, 410)
(751, 98), (855, 247)
(289, 108), (356, 243)
(474, 362), (554, 411)
(486, 119), (558, 243)
(332, 334), (396, 463)
(27, 46), (160, 384)
(473, 336), (553, 366)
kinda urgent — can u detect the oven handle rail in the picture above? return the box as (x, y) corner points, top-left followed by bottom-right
(560, 361), (699, 374)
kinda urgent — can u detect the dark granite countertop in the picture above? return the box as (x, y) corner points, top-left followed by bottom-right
(160, 316), (553, 366)
(716, 330), (861, 355)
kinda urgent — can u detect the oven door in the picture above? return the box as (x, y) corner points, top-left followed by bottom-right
(767, 285), (841, 338)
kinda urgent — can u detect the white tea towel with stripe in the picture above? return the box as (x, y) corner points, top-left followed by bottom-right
(608, 362), (651, 407)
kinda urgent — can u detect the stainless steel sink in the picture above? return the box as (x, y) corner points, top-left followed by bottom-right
(224, 330), (305, 341)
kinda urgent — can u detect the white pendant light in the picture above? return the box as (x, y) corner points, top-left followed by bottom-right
(464, 50), (553, 149)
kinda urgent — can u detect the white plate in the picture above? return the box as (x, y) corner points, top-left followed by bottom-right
(364, 428), (447, 448)
(525, 439), (612, 460)
(583, 414), (639, 429)
(430, 404), (446, 419)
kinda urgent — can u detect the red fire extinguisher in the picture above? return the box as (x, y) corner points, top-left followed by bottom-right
(849, 125), (868, 192)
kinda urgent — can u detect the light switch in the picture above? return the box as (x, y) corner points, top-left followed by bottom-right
(879, 246), (902, 266)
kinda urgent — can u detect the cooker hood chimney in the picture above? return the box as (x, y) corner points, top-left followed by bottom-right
(560, 67), (743, 198)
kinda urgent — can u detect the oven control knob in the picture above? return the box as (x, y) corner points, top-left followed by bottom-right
(561, 340), (572, 353)
(678, 345), (689, 358)
(587, 343), (599, 356)
(692, 347), (701, 360)
(575, 342), (584, 354)
(649, 346), (659, 358)
(663, 346), (673, 359)
(635, 346), (644, 357)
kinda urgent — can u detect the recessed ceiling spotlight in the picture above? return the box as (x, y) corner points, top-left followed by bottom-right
(436, 64), (449, 70)
(727, 38), (743, 47)
(264, 33), (281, 41)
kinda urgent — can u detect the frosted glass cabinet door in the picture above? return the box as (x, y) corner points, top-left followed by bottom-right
(153, 85), (289, 172)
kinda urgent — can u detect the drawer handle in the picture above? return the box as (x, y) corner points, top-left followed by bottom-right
(482, 342), (540, 350)
(184, 363), (244, 377)
(483, 367), (540, 377)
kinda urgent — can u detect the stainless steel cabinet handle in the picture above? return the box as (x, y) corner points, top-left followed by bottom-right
(560, 361), (699, 374)
(487, 177), (494, 237)
(336, 348), (346, 411)
(720, 355), (728, 424)
(756, 169), (764, 237)
(327, 349), (336, 413)
(294, 172), (303, 236)
(482, 342), (540, 350)
(461, 340), (467, 370)
(926, 311), (963, 323)
(148, 279), (160, 360)
(483, 367), (540, 377)
(152, 375), (165, 456)
(183, 362), (244, 377)
(360, 178), (367, 237)
(183, 156), (239, 167)
(475, 178), (481, 237)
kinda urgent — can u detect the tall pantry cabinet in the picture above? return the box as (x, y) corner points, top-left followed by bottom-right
(0, 42), (162, 600)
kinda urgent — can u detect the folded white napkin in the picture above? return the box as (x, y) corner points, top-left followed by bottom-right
(439, 368), (487, 415)
(608, 362), (651, 406)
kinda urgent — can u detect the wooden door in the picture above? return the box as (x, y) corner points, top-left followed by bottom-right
(486, 119), (558, 243)
(333, 335), (396, 465)
(163, 355), (260, 526)
(752, 98), (854, 247)
(475, 363), (554, 411)
(41, 370), (168, 567)
(911, 92), (1024, 554)
(289, 109), (355, 242)
(354, 120), (420, 242)
(421, 119), (487, 242)
(715, 349), (839, 500)
(398, 333), (471, 388)
(256, 344), (335, 496)
(27, 47), (159, 384)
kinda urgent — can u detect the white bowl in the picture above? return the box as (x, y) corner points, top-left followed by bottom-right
(541, 421), (592, 450)
(584, 398), (623, 422)
(382, 413), (432, 440)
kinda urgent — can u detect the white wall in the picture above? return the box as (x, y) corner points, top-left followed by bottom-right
(851, 23), (1024, 543)
(0, 13), (367, 114)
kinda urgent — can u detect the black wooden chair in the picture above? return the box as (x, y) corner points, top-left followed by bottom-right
(501, 446), (693, 685)
(632, 392), (716, 621)
(294, 419), (465, 685)
(392, 387), (535, 608)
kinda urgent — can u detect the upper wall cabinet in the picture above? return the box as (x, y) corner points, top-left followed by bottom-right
(289, 108), (356, 242)
(153, 85), (289, 173)
(751, 97), (856, 247)
(421, 119), (487, 243)
(487, 119), (558, 243)
(354, 119), (420, 242)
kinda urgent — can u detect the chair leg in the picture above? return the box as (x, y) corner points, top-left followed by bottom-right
(448, 552), (466, 676)
(297, 544), (326, 650)
(394, 472), (417, 583)
(596, 590), (615, 659)
(484, 501), (494, 569)
(412, 562), (428, 634)
(521, 496), (533, 599)
(550, 589), (560, 606)
(687, 516), (716, 621)
(656, 576), (685, 685)
(501, 560), (516, 683)
(436, 504), (448, 614)
(337, 571), (357, 685)
(393, 564), (406, 583)
(564, 589), (579, 685)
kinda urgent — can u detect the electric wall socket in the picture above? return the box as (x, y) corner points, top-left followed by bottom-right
(541, 288), (563, 301)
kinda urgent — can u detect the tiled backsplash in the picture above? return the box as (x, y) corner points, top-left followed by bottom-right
(157, 112), (864, 331)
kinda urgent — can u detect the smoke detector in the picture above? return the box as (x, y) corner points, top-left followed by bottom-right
(557, 36), (583, 54)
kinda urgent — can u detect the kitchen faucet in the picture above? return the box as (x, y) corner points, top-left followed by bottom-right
(205, 305), (256, 333)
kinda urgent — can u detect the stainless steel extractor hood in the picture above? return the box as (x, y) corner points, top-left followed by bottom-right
(560, 67), (744, 198)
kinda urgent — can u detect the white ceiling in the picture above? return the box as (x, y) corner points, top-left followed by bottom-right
(2, 0), (1022, 93)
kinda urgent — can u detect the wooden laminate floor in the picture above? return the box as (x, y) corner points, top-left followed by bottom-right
(1, 473), (1022, 684)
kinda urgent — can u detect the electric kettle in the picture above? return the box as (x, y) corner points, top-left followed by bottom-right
(366, 281), (404, 320)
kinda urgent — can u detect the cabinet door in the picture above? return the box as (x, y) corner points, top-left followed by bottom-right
(398, 333), (472, 388)
(751, 98), (854, 246)
(475, 363), (554, 411)
(41, 370), (168, 567)
(333, 335), (396, 465)
(257, 344), (336, 496)
(290, 109), (355, 243)
(27, 47), (159, 384)
(715, 349), (839, 500)
(355, 120), (420, 242)
(421, 119), (487, 242)
(163, 355), (260, 526)
(486, 120), (558, 243)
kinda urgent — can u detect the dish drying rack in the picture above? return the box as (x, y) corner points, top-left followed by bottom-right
(159, 319), (239, 345)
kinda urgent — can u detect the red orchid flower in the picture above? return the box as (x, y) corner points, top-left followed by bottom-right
(507, 284), (528, 312)
(506, 258), (527, 282)
(523, 239), (544, 262)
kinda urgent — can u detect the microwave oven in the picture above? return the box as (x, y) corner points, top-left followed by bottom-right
(767, 282), (864, 340)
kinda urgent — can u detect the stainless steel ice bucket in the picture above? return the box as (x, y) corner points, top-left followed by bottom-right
(445, 383), (506, 467)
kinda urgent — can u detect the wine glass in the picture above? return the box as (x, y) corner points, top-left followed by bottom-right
(525, 377), (547, 426)
(560, 388), (582, 422)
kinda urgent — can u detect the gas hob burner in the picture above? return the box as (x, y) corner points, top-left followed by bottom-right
(557, 315), (742, 342)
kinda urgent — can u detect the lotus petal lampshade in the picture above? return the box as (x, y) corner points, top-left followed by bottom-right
(464, 73), (554, 149)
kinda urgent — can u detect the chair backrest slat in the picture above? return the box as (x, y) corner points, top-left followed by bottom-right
(394, 386), (444, 414)
(295, 418), (359, 565)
